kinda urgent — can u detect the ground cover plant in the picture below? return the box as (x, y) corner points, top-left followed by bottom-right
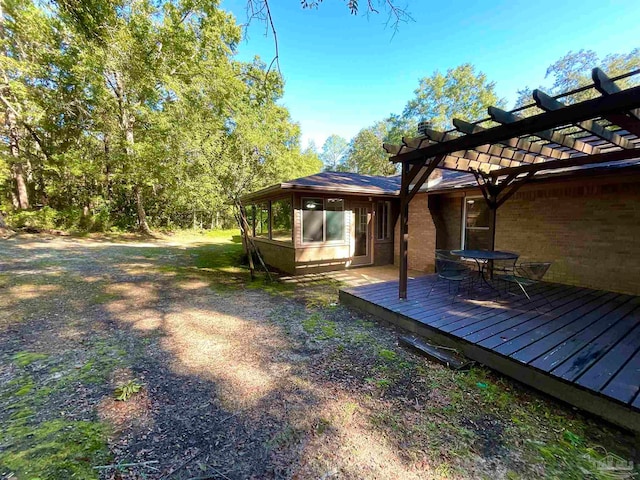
(0, 231), (638, 479)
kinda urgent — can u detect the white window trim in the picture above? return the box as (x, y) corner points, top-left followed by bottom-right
(461, 196), (490, 249)
(301, 197), (346, 245)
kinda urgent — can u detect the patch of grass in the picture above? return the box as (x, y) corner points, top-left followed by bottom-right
(302, 312), (339, 340)
(377, 349), (397, 362)
(531, 430), (635, 479)
(13, 351), (50, 367)
(0, 419), (110, 479)
(302, 313), (321, 334)
(267, 425), (304, 450)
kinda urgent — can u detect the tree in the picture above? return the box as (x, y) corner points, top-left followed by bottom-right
(0, 0), (321, 232)
(402, 63), (505, 131)
(341, 122), (397, 176)
(514, 48), (640, 107)
(319, 134), (348, 171)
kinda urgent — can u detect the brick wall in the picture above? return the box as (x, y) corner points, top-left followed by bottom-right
(430, 195), (463, 250)
(495, 180), (640, 295)
(394, 193), (437, 272)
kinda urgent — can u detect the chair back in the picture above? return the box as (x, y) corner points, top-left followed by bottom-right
(517, 262), (551, 280)
(435, 249), (458, 261)
(435, 252), (468, 275)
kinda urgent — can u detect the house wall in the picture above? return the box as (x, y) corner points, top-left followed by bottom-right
(393, 193), (438, 273)
(430, 174), (640, 295)
(252, 239), (296, 274)
(249, 192), (398, 275)
(494, 178), (640, 295)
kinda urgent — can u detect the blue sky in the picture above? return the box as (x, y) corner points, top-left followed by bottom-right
(222, 0), (639, 148)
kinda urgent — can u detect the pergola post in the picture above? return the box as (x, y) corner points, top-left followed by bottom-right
(398, 157), (444, 299)
(399, 162), (410, 299)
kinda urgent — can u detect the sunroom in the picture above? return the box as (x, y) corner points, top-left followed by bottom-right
(239, 172), (401, 274)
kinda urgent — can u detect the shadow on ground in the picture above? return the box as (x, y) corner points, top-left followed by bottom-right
(0, 234), (638, 479)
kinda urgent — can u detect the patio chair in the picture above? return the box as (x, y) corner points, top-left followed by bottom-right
(428, 252), (474, 302)
(495, 261), (552, 302)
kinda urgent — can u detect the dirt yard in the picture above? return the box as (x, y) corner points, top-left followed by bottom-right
(0, 231), (638, 479)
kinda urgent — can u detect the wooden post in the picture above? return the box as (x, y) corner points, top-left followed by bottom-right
(399, 162), (410, 299)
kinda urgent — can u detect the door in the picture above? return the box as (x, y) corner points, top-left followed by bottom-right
(352, 205), (372, 266)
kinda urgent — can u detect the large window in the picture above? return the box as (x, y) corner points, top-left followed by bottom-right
(462, 197), (491, 249)
(376, 201), (391, 240)
(255, 202), (269, 238)
(302, 197), (345, 243)
(271, 197), (293, 243)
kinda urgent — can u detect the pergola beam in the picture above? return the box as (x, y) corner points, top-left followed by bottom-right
(390, 84), (640, 165)
(488, 148), (640, 178)
(418, 127), (536, 166)
(592, 68), (640, 136)
(453, 118), (570, 160)
(488, 106), (601, 155)
(532, 89), (634, 149)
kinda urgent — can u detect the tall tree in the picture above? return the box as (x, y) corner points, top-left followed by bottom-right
(319, 134), (348, 171)
(402, 63), (505, 131)
(1, 0), (321, 232)
(514, 48), (640, 107)
(341, 122), (397, 176)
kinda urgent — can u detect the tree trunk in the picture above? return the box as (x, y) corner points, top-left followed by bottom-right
(0, 212), (6, 228)
(6, 108), (29, 209)
(134, 185), (153, 236)
(104, 133), (112, 201)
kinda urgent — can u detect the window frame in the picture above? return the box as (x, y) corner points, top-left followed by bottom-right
(461, 196), (490, 249)
(376, 200), (392, 241)
(301, 196), (346, 245)
(270, 195), (294, 244)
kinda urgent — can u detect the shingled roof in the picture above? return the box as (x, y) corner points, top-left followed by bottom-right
(241, 157), (640, 203)
(240, 171), (403, 202)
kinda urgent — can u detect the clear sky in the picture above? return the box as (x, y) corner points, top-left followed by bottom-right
(222, 0), (640, 148)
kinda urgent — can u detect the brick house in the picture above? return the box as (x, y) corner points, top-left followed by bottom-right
(241, 160), (640, 296)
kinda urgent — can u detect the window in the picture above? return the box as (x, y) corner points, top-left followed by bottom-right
(255, 202), (269, 238)
(302, 197), (345, 243)
(271, 197), (293, 243)
(325, 198), (344, 242)
(376, 201), (391, 240)
(462, 197), (491, 249)
(302, 198), (324, 242)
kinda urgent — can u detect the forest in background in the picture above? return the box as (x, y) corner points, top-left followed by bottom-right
(1, 0), (321, 233)
(1, 0), (638, 233)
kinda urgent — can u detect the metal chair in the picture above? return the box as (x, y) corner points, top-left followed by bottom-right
(428, 252), (473, 302)
(496, 261), (552, 301)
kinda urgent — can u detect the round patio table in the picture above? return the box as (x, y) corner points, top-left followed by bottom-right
(450, 249), (519, 289)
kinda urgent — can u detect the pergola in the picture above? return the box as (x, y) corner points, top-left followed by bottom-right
(383, 68), (640, 299)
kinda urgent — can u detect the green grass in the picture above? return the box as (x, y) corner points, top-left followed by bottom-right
(13, 352), (50, 367)
(0, 419), (110, 479)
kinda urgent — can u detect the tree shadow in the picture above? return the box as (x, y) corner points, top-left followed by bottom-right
(0, 234), (637, 479)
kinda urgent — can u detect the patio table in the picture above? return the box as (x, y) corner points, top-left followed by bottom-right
(450, 249), (519, 289)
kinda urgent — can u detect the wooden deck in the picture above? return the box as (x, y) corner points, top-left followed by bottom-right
(339, 275), (640, 432)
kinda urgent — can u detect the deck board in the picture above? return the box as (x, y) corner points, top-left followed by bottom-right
(339, 274), (640, 431)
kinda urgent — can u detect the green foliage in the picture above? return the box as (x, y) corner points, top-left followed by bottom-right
(340, 122), (398, 176)
(13, 351), (49, 367)
(320, 134), (348, 171)
(515, 48), (640, 107)
(402, 63), (505, 130)
(114, 379), (142, 401)
(1, 0), (321, 232)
